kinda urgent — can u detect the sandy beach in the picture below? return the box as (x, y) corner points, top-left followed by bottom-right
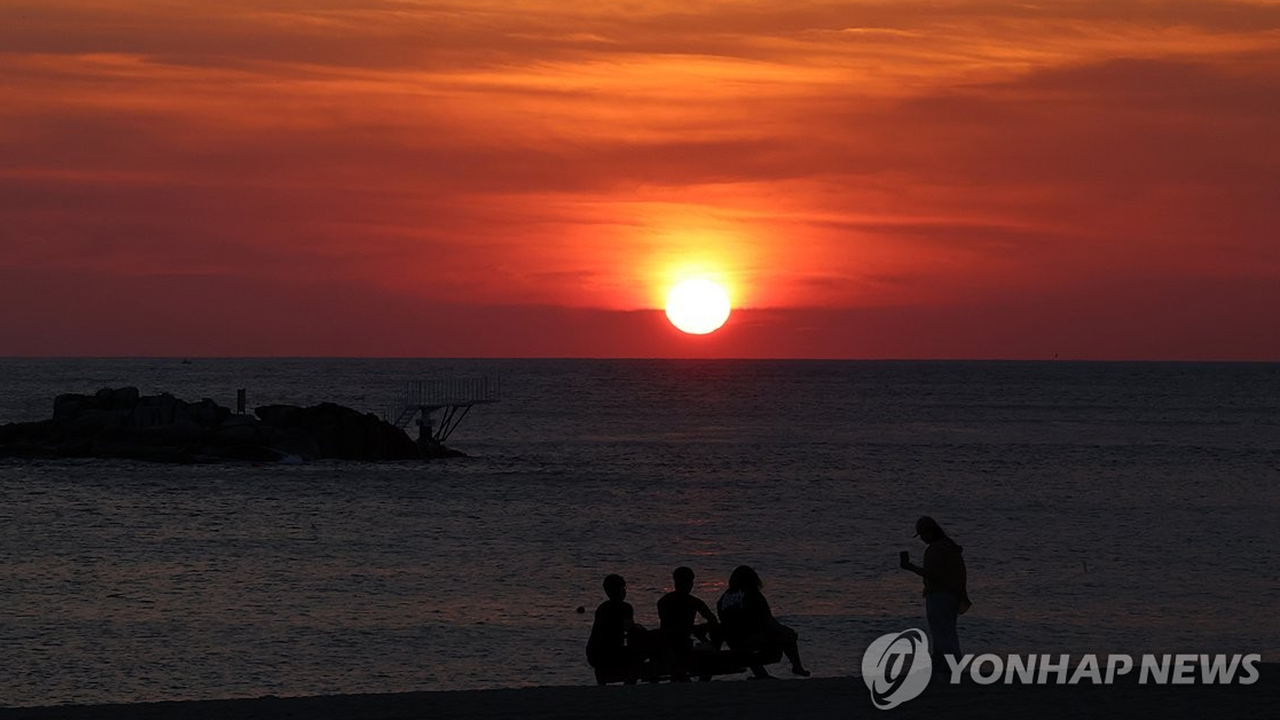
(2, 667), (1274, 720)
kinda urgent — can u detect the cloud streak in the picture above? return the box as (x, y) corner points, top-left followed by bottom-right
(1, 0), (1277, 356)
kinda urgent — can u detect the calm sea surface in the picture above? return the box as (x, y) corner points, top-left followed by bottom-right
(1, 359), (1277, 706)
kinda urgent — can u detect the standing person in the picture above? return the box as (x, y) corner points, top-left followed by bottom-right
(656, 566), (719, 680)
(716, 565), (811, 678)
(900, 515), (970, 664)
(586, 574), (646, 684)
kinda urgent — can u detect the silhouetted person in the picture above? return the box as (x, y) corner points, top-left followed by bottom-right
(716, 565), (811, 678)
(900, 515), (970, 665)
(657, 566), (719, 680)
(586, 574), (646, 684)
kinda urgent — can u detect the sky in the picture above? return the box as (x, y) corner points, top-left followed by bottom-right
(1, 0), (1278, 359)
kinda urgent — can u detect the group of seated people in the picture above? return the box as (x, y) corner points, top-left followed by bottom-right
(585, 565), (811, 683)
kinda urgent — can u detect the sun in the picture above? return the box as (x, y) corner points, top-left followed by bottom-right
(665, 278), (731, 335)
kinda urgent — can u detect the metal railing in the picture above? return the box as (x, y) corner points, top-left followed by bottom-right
(388, 377), (501, 430)
(404, 377), (501, 407)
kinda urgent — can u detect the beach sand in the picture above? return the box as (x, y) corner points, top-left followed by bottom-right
(2, 667), (1275, 720)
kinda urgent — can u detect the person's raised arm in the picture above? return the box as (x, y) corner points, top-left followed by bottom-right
(901, 547), (932, 578)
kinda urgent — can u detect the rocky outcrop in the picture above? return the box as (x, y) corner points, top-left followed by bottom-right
(0, 388), (465, 463)
(254, 403), (421, 460)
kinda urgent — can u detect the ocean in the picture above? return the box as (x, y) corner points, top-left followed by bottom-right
(1, 359), (1277, 706)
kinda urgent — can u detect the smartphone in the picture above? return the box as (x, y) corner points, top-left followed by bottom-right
(899, 551), (910, 565)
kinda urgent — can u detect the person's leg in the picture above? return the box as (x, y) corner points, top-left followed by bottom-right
(670, 636), (694, 682)
(628, 630), (655, 683)
(771, 624), (810, 676)
(590, 648), (631, 684)
(737, 633), (775, 678)
(925, 592), (961, 667)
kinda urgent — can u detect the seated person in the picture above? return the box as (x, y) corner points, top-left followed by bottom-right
(656, 566), (719, 679)
(716, 565), (811, 679)
(586, 574), (646, 683)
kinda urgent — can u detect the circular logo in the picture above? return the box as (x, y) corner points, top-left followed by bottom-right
(861, 628), (933, 709)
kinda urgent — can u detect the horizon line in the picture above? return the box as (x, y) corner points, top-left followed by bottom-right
(2, 356), (1278, 364)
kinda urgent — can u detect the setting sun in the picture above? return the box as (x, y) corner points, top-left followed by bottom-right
(665, 279), (731, 335)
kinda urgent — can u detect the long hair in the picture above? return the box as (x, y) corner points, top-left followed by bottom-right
(728, 565), (762, 591)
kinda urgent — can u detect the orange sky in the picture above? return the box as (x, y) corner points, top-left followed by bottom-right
(2, 0), (1278, 358)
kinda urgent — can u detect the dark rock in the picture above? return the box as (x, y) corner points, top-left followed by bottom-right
(254, 405), (301, 427)
(2, 387), (462, 464)
(110, 387), (140, 409)
(133, 393), (181, 427)
(421, 443), (467, 459)
(69, 409), (128, 434)
(190, 398), (230, 427)
(254, 403), (420, 460)
(53, 393), (91, 420)
(217, 444), (288, 462)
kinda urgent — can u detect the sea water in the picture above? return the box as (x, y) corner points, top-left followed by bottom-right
(0, 359), (1277, 706)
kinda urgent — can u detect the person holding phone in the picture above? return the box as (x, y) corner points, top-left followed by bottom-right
(900, 516), (970, 665)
